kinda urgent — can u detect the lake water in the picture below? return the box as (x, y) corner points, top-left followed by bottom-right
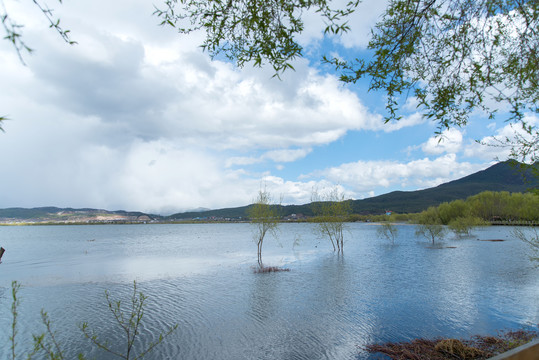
(0, 223), (537, 359)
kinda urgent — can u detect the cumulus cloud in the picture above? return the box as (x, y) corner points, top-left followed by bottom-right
(305, 154), (487, 198)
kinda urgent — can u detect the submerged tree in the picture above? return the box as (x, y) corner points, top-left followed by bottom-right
(448, 216), (486, 238)
(415, 207), (447, 245)
(247, 186), (281, 269)
(377, 222), (399, 245)
(311, 187), (351, 253)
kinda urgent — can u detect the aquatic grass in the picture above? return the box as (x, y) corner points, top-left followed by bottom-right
(253, 266), (290, 273)
(365, 329), (538, 359)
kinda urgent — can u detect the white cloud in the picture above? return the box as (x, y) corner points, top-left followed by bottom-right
(487, 122), (497, 131)
(403, 97), (420, 112)
(306, 154), (487, 197)
(421, 128), (464, 155)
(381, 112), (426, 132)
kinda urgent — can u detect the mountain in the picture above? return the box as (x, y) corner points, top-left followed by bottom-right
(350, 160), (538, 214)
(168, 160), (538, 219)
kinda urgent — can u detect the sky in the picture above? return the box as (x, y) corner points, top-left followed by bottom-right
(0, 0), (533, 215)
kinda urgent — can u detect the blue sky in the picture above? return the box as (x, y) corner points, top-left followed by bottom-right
(0, 0), (534, 214)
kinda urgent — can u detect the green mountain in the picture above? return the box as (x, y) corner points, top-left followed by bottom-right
(350, 160), (537, 214)
(168, 160), (538, 219)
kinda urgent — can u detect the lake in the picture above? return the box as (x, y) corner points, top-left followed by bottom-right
(0, 223), (537, 359)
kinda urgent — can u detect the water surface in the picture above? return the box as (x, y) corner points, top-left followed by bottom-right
(0, 223), (537, 359)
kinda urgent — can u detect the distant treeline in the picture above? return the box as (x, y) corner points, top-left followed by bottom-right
(432, 191), (538, 223)
(346, 191), (538, 224)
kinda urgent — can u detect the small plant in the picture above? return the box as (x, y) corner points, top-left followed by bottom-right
(8, 280), (177, 360)
(80, 281), (178, 360)
(10, 281), (20, 360)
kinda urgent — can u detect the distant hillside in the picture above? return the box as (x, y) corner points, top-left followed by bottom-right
(0, 207), (160, 223)
(168, 160), (538, 219)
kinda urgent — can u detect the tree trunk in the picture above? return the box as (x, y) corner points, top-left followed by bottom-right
(257, 238), (263, 268)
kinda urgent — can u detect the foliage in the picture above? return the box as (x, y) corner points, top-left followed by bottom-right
(154, 0), (359, 76)
(80, 281), (178, 360)
(466, 191), (539, 222)
(420, 190), (539, 227)
(311, 187), (351, 253)
(376, 222), (399, 244)
(333, 2), (537, 122)
(247, 186), (281, 268)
